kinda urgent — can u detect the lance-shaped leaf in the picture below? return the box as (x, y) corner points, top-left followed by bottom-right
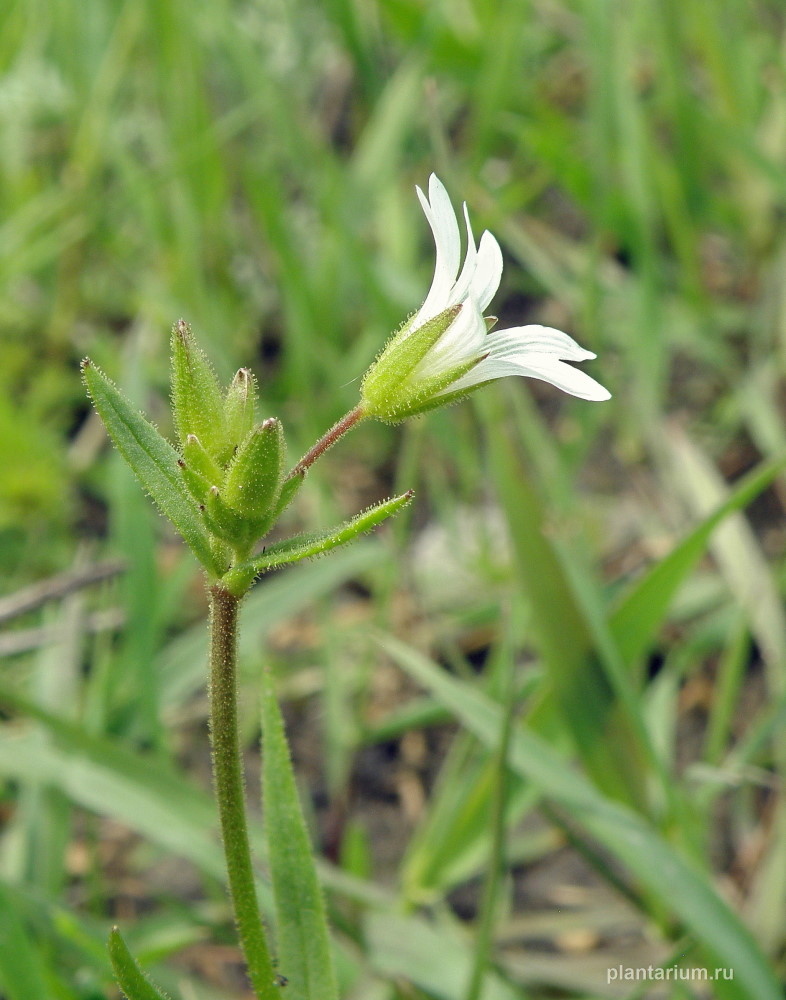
(224, 418), (284, 520)
(170, 319), (227, 462)
(261, 671), (339, 1000)
(82, 359), (218, 574)
(224, 367), (258, 446)
(108, 927), (172, 1000)
(223, 490), (413, 595)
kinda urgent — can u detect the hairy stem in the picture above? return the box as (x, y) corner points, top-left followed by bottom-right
(289, 404), (366, 477)
(209, 584), (277, 1000)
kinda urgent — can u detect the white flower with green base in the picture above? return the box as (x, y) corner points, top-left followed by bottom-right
(361, 173), (610, 422)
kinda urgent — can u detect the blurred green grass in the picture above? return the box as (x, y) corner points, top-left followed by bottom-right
(3, 0), (786, 997)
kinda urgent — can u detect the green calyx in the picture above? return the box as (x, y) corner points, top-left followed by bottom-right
(224, 418), (284, 517)
(361, 304), (460, 408)
(360, 304), (483, 422)
(224, 367), (257, 446)
(171, 320), (228, 463)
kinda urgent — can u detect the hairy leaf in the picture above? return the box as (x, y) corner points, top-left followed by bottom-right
(82, 359), (218, 573)
(262, 672), (339, 1000)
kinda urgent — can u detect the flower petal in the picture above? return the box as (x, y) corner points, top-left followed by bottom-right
(470, 230), (503, 311)
(415, 174), (461, 323)
(414, 299), (487, 377)
(485, 325), (597, 362)
(450, 202), (478, 304)
(444, 350), (611, 401)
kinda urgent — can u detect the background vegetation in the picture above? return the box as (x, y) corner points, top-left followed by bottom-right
(2, 0), (786, 997)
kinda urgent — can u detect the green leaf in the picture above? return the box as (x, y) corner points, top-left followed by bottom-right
(0, 683), (388, 911)
(485, 416), (650, 806)
(0, 881), (51, 1000)
(609, 454), (786, 665)
(81, 359), (219, 574)
(224, 490), (414, 594)
(381, 635), (783, 1000)
(261, 672), (339, 1000)
(108, 926), (172, 1000)
(365, 912), (525, 1000)
(170, 319), (228, 462)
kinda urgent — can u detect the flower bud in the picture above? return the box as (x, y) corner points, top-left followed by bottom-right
(223, 418), (284, 520)
(170, 320), (228, 461)
(224, 368), (257, 449)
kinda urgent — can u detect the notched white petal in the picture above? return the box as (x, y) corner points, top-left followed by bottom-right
(513, 355), (611, 400)
(471, 232), (503, 312)
(450, 202), (479, 304)
(486, 325), (596, 362)
(426, 174), (461, 279)
(415, 177), (462, 325)
(418, 299), (486, 376)
(443, 350), (610, 400)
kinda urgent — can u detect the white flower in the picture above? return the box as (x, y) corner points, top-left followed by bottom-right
(361, 174), (610, 421)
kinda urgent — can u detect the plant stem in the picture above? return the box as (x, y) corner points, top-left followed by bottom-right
(209, 584), (277, 1000)
(290, 404), (366, 477)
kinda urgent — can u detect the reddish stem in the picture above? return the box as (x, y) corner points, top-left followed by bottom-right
(289, 404), (366, 477)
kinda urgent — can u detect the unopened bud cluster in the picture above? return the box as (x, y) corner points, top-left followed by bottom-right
(171, 321), (301, 562)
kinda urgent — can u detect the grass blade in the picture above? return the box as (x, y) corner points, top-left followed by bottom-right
(380, 634), (782, 1000)
(485, 410), (649, 806)
(0, 882), (52, 1000)
(611, 449), (786, 666)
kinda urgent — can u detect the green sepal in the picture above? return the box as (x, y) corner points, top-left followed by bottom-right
(183, 433), (224, 484)
(367, 352), (485, 423)
(203, 486), (254, 548)
(361, 304), (461, 413)
(223, 490), (414, 595)
(388, 374), (492, 422)
(261, 671), (339, 1000)
(223, 418), (284, 519)
(81, 359), (220, 575)
(107, 926), (172, 1000)
(224, 367), (257, 447)
(170, 319), (227, 462)
(272, 468), (306, 520)
(177, 458), (210, 503)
